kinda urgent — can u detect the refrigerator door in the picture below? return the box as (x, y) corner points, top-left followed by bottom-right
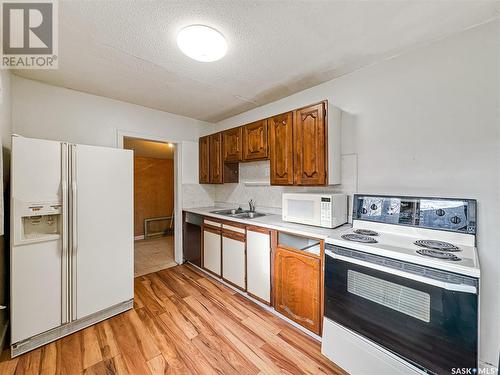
(71, 144), (133, 320)
(11, 136), (67, 343)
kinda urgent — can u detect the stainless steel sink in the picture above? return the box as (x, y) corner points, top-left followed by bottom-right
(233, 212), (266, 219)
(210, 209), (244, 216)
(210, 209), (266, 219)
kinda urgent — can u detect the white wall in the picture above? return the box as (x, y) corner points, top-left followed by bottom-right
(11, 75), (216, 204)
(216, 20), (500, 366)
(12, 75), (214, 146)
(11, 75), (216, 264)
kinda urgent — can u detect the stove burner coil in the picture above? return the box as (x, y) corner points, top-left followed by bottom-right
(341, 234), (378, 244)
(416, 249), (461, 261)
(414, 240), (460, 252)
(353, 229), (379, 236)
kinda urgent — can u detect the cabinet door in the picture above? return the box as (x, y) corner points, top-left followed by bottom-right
(222, 233), (246, 289)
(242, 120), (268, 161)
(294, 102), (327, 185)
(199, 136), (210, 183)
(246, 228), (271, 303)
(274, 247), (321, 334)
(209, 133), (223, 184)
(268, 112), (294, 185)
(223, 127), (242, 162)
(203, 228), (221, 276)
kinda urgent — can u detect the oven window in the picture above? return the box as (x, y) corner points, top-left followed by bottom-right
(347, 270), (431, 322)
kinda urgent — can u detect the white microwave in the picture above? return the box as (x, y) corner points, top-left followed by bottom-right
(282, 193), (347, 228)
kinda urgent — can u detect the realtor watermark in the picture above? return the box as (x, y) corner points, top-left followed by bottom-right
(452, 367), (498, 375)
(1, 0), (58, 69)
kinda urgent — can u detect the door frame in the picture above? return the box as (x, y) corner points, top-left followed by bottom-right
(115, 129), (183, 265)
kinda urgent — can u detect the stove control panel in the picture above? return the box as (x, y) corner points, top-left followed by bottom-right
(352, 195), (476, 235)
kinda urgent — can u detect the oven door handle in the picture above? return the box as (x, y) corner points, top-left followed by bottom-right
(326, 250), (477, 294)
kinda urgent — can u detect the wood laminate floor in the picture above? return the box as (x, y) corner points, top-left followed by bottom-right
(0, 264), (346, 375)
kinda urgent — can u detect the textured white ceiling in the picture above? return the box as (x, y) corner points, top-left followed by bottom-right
(14, 1), (500, 123)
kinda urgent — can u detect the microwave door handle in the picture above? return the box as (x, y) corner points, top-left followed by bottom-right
(327, 251), (477, 294)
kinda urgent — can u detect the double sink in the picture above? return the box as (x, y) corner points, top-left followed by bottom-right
(210, 208), (266, 219)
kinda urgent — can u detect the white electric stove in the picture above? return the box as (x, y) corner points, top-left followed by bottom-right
(322, 194), (480, 375)
(329, 219), (480, 278)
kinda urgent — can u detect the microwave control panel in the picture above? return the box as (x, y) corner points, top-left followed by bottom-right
(321, 197), (332, 225)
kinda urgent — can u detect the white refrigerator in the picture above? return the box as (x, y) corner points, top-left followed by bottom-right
(10, 135), (134, 356)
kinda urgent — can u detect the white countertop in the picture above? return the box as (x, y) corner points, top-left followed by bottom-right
(183, 206), (350, 239)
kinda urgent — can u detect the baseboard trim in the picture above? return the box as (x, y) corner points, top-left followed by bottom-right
(11, 299), (133, 357)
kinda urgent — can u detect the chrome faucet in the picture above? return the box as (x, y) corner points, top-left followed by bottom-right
(248, 199), (256, 212)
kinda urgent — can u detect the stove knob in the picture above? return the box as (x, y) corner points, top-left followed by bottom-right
(370, 204), (378, 210)
(436, 209), (445, 217)
(450, 216), (461, 224)
(362, 207), (367, 214)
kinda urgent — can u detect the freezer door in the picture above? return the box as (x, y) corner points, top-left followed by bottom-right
(11, 136), (63, 202)
(11, 137), (67, 343)
(71, 144), (133, 320)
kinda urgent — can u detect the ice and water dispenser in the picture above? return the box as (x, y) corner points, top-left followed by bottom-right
(13, 200), (62, 244)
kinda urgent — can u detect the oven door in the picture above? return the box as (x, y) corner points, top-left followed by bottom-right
(324, 246), (478, 375)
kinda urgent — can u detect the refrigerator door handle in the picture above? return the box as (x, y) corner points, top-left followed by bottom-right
(61, 143), (69, 324)
(70, 144), (78, 321)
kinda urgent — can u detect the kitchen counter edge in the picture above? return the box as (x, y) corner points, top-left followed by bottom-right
(183, 206), (350, 240)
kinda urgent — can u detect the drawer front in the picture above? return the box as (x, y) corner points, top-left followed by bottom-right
(222, 223), (246, 234)
(203, 230), (221, 276)
(204, 219), (222, 228)
(222, 237), (246, 289)
(222, 229), (245, 243)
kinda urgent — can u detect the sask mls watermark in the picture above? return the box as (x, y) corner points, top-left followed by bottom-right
(1, 0), (58, 69)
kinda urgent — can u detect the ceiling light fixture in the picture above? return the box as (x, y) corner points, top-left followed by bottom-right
(177, 25), (227, 62)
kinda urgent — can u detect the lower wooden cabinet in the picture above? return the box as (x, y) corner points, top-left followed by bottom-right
(203, 225), (222, 276)
(273, 246), (321, 334)
(246, 227), (271, 303)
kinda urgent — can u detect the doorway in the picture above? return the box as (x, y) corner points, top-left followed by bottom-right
(124, 137), (177, 277)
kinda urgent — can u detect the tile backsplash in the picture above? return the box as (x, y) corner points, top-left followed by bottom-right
(213, 156), (358, 217)
(182, 183), (215, 208)
(182, 154), (358, 221)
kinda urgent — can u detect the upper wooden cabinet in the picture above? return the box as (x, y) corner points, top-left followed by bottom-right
(209, 133), (223, 184)
(294, 102), (327, 186)
(199, 136), (210, 184)
(223, 127), (242, 162)
(200, 133), (239, 184)
(273, 245), (321, 335)
(269, 112), (294, 185)
(200, 100), (336, 186)
(242, 120), (268, 161)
